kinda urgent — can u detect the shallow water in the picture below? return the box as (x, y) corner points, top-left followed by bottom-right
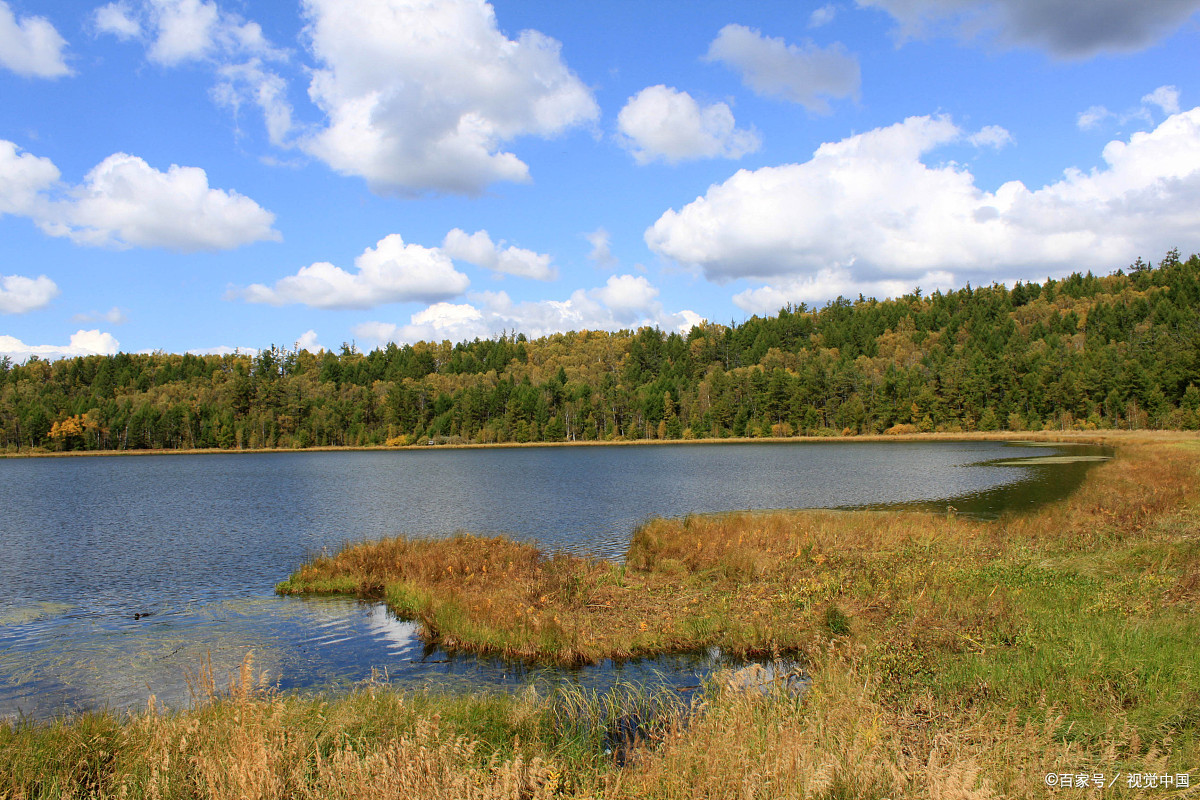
(0, 439), (1107, 720)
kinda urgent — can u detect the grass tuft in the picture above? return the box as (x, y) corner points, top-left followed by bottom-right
(5, 431), (1199, 797)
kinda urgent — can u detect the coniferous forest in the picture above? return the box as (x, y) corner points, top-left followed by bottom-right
(3, 251), (1199, 453)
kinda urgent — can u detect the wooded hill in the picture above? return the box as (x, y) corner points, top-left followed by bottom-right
(3, 250), (1199, 452)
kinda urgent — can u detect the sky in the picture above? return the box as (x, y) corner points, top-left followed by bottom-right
(1, 0), (1198, 360)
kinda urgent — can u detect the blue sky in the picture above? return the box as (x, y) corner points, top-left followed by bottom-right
(1, 0), (1198, 359)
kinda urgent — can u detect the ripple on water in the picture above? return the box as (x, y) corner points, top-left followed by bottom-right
(0, 441), (1110, 719)
(0, 601), (75, 628)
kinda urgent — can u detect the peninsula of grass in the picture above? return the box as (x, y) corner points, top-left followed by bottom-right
(279, 432), (1199, 676)
(5, 431), (1199, 798)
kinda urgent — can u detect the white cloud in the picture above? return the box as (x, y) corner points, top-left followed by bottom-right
(1143, 85), (1181, 116)
(593, 274), (659, 315)
(0, 1), (71, 78)
(213, 59), (294, 146)
(300, 0), (598, 196)
(92, 2), (141, 39)
(967, 124), (1013, 148)
(442, 228), (557, 281)
(0, 142), (279, 250)
(585, 227), (614, 267)
(0, 330), (119, 361)
(58, 153), (280, 250)
(95, 0), (291, 143)
(857, 0), (1200, 57)
(1077, 85), (1184, 132)
(731, 268), (958, 314)
(705, 24), (859, 113)
(1077, 105), (1112, 131)
(0, 139), (59, 215)
(617, 85), (761, 165)
(295, 329), (323, 352)
(647, 109), (1200, 311)
(809, 4), (838, 27)
(236, 233), (470, 309)
(73, 306), (128, 324)
(148, 0), (221, 64)
(95, 0), (277, 66)
(353, 276), (702, 346)
(186, 344), (259, 356)
(0, 273), (59, 313)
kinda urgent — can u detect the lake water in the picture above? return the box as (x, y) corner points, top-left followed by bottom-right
(0, 439), (1106, 720)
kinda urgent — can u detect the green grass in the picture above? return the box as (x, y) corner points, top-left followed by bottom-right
(5, 431), (1200, 798)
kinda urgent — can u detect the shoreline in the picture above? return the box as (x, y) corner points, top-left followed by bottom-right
(277, 431), (1194, 667)
(3, 430), (1198, 797)
(0, 427), (1141, 459)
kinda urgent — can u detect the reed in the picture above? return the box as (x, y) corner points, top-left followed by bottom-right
(4, 431), (1198, 798)
(279, 435), (1200, 675)
(0, 656), (670, 799)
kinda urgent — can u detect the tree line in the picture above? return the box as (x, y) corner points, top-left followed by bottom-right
(3, 250), (1199, 453)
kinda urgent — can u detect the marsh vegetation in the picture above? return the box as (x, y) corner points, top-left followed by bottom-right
(4, 431), (1197, 797)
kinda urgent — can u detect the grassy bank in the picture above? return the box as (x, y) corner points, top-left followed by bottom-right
(0, 427), (1123, 459)
(4, 432), (1198, 798)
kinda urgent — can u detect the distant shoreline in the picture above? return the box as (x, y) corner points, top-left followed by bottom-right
(0, 428), (1137, 459)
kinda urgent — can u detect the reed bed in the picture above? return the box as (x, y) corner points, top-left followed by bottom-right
(4, 431), (1199, 798)
(278, 434), (1200, 670)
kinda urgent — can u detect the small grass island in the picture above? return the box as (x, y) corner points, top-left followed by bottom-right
(4, 431), (1198, 798)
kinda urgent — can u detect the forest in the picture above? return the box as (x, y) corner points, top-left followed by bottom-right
(2, 250), (1198, 453)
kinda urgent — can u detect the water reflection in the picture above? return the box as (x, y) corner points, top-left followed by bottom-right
(0, 440), (1106, 720)
(865, 442), (1110, 519)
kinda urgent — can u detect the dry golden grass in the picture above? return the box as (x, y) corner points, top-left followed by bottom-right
(281, 432), (1200, 668)
(5, 646), (1188, 799)
(609, 642), (1192, 800)
(7, 431), (1199, 798)
(1, 656), (598, 800)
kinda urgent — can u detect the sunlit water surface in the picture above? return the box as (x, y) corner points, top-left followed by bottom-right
(0, 440), (1107, 719)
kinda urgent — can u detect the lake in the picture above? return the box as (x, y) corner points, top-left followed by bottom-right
(0, 439), (1106, 720)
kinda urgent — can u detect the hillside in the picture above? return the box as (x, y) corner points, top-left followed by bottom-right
(3, 250), (1198, 452)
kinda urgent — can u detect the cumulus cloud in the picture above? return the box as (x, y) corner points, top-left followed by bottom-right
(94, 0), (277, 65)
(92, 2), (141, 39)
(1077, 105), (1112, 131)
(294, 329), (324, 352)
(617, 85), (761, 165)
(647, 109), (1200, 312)
(705, 24), (859, 113)
(857, 0), (1200, 58)
(1077, 85), (1183, 131)
(213, 59), (294, 145)
(731, 268), (959, 315)
(73, 306), (128, 324)
(585, 227), (615, 268)
(1143, 85), (1181, 116)
(352, 276), (703, 346)
(0, 141), (279, 250)
(0, 1), (71, 78)
(186, 344), (259, 356)
(94, 0), (291, 144)
(0, 330), (119, 361)
(442, 228), (557, 281)
(809, 4), (838, 27)
(967, 124), (1013, 148)
(0, 139), (59, 215)
(592, 274), (660, 315)
(300, 0), (598, 196)
(57, 153), (280, 250)
(150, 0), (225, 64)
(0, 273), (59, 313)
(236, 233), (470, 309)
